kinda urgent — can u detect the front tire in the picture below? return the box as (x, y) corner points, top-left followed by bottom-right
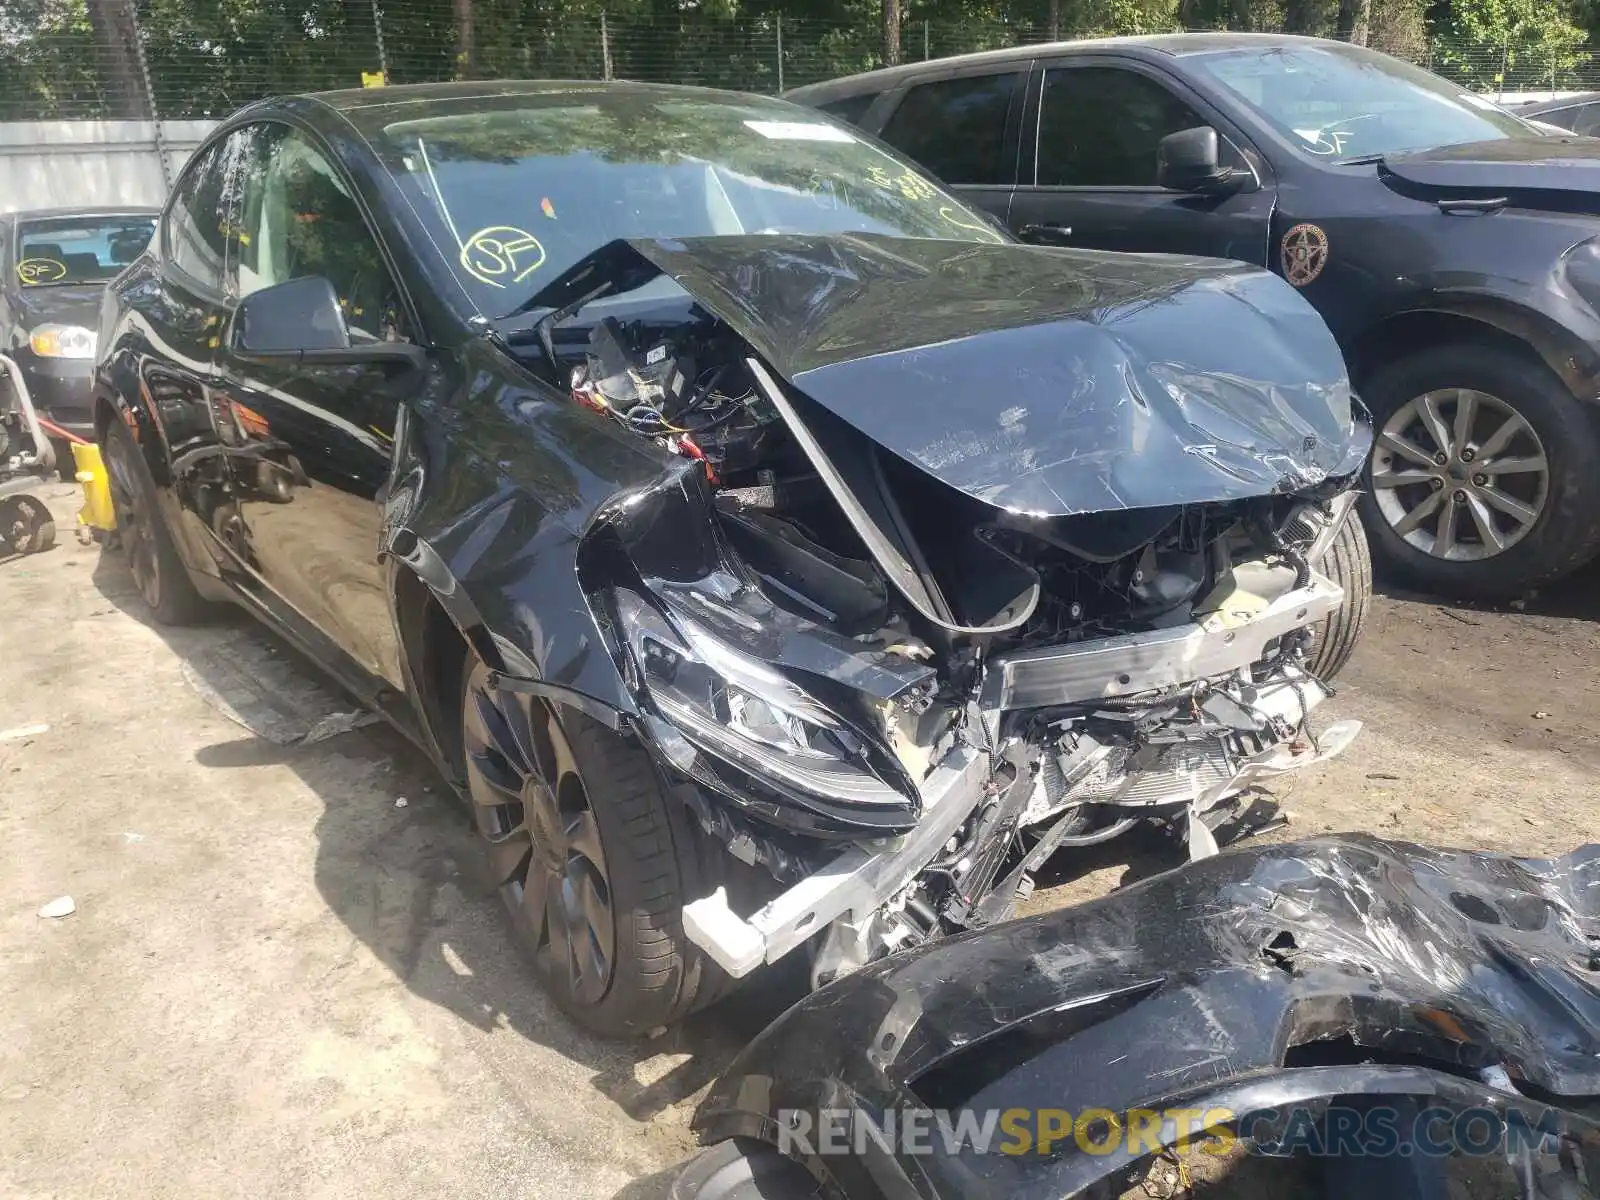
(1358, 343), (1600, 599)
(1305, 512), (1370, 681)
(101, 417), (210, 625)
(460, 656), (742, 1037)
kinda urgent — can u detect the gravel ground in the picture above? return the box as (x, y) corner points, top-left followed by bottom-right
(0, 483), (1593, 1199)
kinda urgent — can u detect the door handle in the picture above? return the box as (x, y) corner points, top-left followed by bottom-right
(1019, 222), (1073, 244)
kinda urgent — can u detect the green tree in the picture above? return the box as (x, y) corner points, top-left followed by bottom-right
(1436, 0), (1589, 89)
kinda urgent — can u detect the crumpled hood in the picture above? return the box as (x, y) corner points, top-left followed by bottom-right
(542, 234), (1368, 517)
(1381, 135), (1600, 206)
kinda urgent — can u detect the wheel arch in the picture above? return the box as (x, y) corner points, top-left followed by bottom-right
(1344, 303), (1598, 401)
(386, 527), (639, 789)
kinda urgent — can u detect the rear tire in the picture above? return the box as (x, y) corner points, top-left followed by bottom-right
(101, 417), (209, 625)
(1358, 343), (1600, 599)
(461, 655), (747, 1037)
(1305, 513), (1370, 681)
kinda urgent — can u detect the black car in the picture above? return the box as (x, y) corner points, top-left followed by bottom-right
(789, 34), (1600, 599)
(679, 834), (1600, 1199)
(1, 207), (157, 473)
(94, 80), (1368, 1036)
(1516, 91), (1600, 136)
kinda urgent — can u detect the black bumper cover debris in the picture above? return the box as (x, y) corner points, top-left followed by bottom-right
(690, 834), (1600, 1198)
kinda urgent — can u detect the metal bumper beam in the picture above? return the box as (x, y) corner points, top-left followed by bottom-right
(682, 746), (987, 978)
(986, 575), (1344, 710)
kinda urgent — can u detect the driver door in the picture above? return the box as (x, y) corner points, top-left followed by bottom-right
(211, 119), (413, 695)
(1009, 58), (1277, 264)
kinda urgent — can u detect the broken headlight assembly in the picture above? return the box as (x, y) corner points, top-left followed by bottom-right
(615, 593), (913, 813)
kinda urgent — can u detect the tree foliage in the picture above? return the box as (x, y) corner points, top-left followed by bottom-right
(0, 0), (1592, 121)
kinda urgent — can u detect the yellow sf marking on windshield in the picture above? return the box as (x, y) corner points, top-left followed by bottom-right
(938, 206), (1004, 244)
(460, 226), (547, 288)
(16, 258), (66, 284)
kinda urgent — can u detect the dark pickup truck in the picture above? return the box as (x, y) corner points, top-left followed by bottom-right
(789, 34), (1600, 599)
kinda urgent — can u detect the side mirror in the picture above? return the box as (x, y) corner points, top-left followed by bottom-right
(232, 276), (426, 370)
(1157, 126), (1246, 196)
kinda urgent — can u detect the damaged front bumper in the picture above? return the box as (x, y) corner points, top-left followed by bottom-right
(681, 573), (1359, 979)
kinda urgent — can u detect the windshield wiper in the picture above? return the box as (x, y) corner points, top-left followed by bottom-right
(1337, 153), (1386, 166)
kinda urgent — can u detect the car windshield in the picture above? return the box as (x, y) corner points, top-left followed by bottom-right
(1188, 43), (1536, 161)
(374, 91), (1004, 318)
(15, 215), (155, 287)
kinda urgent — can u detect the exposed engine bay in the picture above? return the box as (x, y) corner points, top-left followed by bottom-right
(529, 234), (1373, 989)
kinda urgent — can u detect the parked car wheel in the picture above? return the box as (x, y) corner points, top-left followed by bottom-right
(101, 417), (210, 624)
(1358, 343), (1600, 599)
(461, 656), (741, 1037)
(1305, 512), (1370, 681)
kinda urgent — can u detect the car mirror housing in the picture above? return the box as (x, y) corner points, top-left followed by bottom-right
(1157, 126), (1246, 196)
(231, 276), (425, 370)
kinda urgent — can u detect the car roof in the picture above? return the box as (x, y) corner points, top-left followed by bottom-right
(7, 206), (160, 222)
(784, 31), (1350, 99)
(1520, 91), (1600, 114)
(267, 78), (790, 138)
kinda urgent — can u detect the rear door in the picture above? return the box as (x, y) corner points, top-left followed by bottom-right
(870, 64), (1027, 227)
(1009, 56), (1276, 264)
(212, 118), (414, 693)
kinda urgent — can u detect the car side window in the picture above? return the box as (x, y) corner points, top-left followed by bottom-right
(1570, 103), (1600, 136)
(231, 122), (407, 344)
(816, 93), (879, 128)
(1037, 66), (1235, 187)
(164, 139), (233, 290)
(880, 73), (1020, 186)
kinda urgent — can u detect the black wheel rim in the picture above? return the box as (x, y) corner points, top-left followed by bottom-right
(463, 661), (616, 1006)
(103, 434), (161, 609)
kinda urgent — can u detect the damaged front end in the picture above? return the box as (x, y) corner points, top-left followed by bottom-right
(559, 233), (1372, 985)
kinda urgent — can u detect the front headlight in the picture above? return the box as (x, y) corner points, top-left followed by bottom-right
(29, 324), (97, 359)
(616, 592), (911, 810)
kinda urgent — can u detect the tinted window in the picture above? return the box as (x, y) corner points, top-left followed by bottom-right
(233, 123), (404, 343)
(816, 93), (879, 127)
(1568, 103), (1600, 136)
(15, 215), (155, 287)
(1529, 105), (1579, 131)
(1038, 67), (1211, 187)
(880, 74), (1018, 185)
(1189, 43), (1534, 160)
(165, 141), (232, 289)
(373, 93), (1002, 317)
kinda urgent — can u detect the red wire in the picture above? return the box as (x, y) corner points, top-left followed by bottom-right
(36, 417), (90, 446)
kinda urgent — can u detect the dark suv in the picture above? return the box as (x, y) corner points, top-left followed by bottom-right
(789, 33), (1600, 599)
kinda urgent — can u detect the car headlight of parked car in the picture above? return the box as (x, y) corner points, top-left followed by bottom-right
(615, 592), (910, 809)
(28, 324), (98, 359)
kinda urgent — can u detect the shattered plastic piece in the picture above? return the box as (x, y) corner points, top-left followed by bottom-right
(301, 710), (380, 744)
(690, 834), (1600, 1200)
(37, 896), (75, 919)
(0, 723), (49, 742)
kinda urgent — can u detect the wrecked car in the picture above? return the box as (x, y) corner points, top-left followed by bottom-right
(94, 80), (1370, 1034)
(679, 833), (1600, 1199)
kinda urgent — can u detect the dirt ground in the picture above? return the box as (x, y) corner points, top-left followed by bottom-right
(0, 482), (1594, 1199)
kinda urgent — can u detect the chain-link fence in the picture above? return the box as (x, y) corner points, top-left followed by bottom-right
(4, 0), (1599, 123)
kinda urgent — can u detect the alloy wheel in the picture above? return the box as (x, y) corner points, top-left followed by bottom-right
(1370, 388), (1549, 561)
(462, 662), (616, 1006)
(103, 434), (163, 608)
